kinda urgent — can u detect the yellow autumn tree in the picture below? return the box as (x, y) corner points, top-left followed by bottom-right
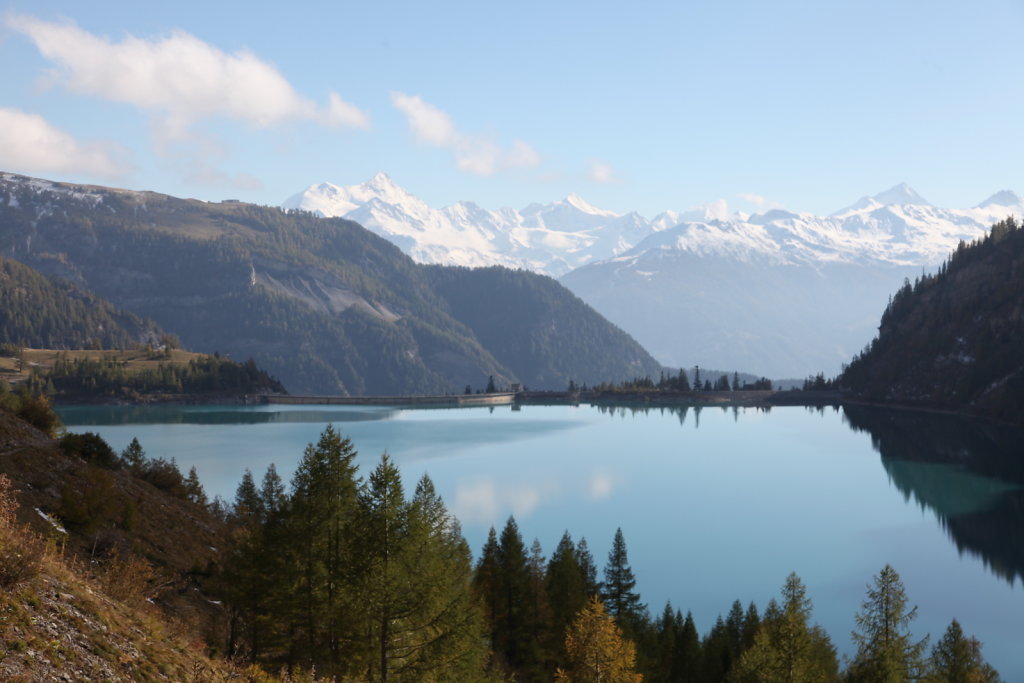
(555, 596), (643, 683)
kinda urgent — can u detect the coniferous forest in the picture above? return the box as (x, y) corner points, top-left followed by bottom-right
(214, 427), (1001, 682)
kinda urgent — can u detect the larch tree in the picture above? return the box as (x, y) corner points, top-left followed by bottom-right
(287, 424), (361, 675)
(730, 572), (839, 682)
(556, 596), (643, 683)
(923, 619), (1001, 683)
(848, 565), (928, 683)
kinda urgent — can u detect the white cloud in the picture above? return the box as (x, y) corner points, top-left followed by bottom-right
(450, 477), (552, 524)
(0, 107), (130, 177)
(7, 13), (370, 132)
(588, 160), (616, 184)
(390, 92), (540, 176)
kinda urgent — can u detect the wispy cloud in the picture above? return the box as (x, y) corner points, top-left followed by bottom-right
(587, 160), (617, 184)
(7, 13), (370, 133)
(390, 92), (540, 176)
(0, 107), (130, 178)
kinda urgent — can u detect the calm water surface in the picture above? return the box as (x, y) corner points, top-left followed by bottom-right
(57, 402), (1024, 678)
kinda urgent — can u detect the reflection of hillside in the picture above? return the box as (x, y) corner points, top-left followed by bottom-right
(57, 406), (401, 426)
(843, 405), (1024, 584)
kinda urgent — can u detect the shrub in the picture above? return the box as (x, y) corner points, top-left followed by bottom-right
(60, 431), (119, 469)
(14, 391), (61, 436)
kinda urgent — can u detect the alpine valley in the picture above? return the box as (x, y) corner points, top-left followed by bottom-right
(286, 176), (1023, 378)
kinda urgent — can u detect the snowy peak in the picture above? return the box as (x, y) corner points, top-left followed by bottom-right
(872, 182), (930, 207)
(564, 193), (618, 217)
(282, 176), (1020, 275)
(834, 183), (931, 215)
(976, 190), (1022, 208)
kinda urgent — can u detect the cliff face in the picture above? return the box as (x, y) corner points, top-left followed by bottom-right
(841, 218), (1024, 423)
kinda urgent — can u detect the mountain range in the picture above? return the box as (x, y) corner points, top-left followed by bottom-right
(0, 172), (660, 395)
(285, 177), (1022, 377)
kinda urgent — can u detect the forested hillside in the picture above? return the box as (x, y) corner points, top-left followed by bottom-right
(0, 256), (164, 350)
(425, 265), (662, 388)
(0, 173), (661, 395)
(840, 217), (1024, 423)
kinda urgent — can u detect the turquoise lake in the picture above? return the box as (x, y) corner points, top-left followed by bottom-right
(56, 402), (1024, 678)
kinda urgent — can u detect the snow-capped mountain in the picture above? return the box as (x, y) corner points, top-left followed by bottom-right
(284, 175), (1023, 277)
(283, 173), (648, 275)
(284, 176), (1022, 378)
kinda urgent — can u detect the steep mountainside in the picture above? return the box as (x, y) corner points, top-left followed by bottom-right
(0, 173), (656, 394)
(423, 266), (662, 388)
(0, 256), (164, 350)
(840, 218), (1024, 423)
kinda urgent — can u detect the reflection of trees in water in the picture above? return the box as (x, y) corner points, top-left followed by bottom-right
(591, 402), (784, 427)
(57, 405), (401, 426)
(843, 405), (1024, 585)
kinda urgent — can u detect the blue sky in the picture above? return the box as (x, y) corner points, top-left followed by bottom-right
(1, 0), (1022, 217)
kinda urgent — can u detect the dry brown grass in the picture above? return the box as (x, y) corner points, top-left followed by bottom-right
(0, 473), (45, 589)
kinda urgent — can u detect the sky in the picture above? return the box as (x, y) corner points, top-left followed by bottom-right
(1, 0), (1023, 218)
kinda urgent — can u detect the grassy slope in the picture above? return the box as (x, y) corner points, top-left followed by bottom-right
(0, 410), (249, 681)
(0, 348), (207, 386)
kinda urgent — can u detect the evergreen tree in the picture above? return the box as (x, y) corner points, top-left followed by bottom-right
(848, 565), (928, 682)
(576, 537), (600, 597)
(924, 619), (1001, 683)
(184, 466), (208, 507)
(675, 611), (701, 681)
(287, 424), (361, 675)
(493, 516), (542, 675)
(474, 527), (502, 653)
(547, 531), (589, 667)
(601, 528), (647, 635)
(731, 573), (839, 682)
(357, 456), (486, 681)
(120, 437), (146, 472)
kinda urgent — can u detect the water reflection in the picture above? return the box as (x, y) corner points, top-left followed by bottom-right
(843, 405), (1024, 585)
(56, 405), (402, 426)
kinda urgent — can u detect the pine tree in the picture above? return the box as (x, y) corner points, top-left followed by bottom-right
(575, 537), (600, 597)
(474, 527), (502, 653)
(492, 516), (541, 675)
(184, 466), (208, 506)
(601, 528), (646, 635)
(923, 619), (1001, 683)
(547, 530), (589, 666)
(848, 565), (927, 683)
(120, 437), (146, 472)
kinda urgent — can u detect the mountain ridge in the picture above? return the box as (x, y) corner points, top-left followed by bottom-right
(0, 172), (658, 394)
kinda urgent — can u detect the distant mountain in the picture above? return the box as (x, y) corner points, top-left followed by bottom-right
(285, 177), (1022, 378)
(0, 172), (656, 394)
(283, 173), (660, 276)
(840, 217), (1024, 423)
(0, 256), (164, 349)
